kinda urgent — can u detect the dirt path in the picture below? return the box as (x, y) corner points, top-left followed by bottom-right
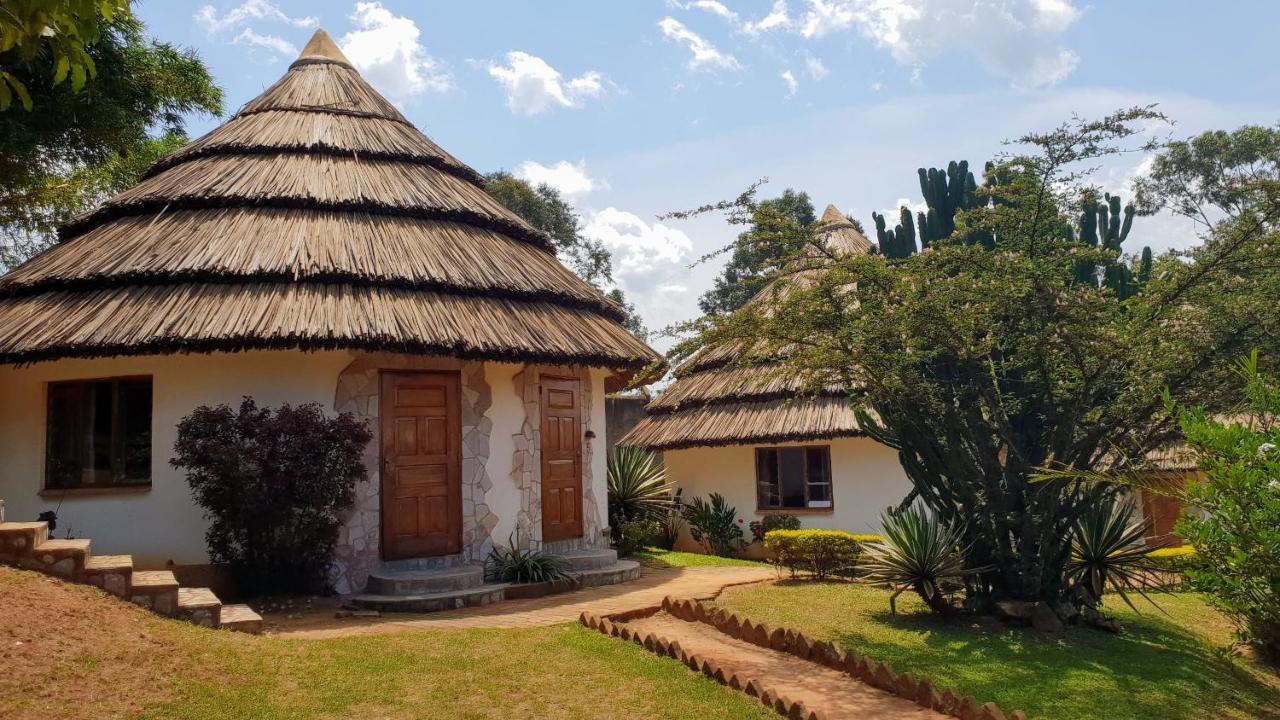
(270, 565), (775, 638)
(623, 612), (949, 720)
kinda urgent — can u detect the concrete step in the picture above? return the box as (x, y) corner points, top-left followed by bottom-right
(0, 521), (49, 560)
(219, 604), (265, 634)
(82, 554), (133, 597)
(552, 548), (619, 572)
(176, 587), (223, 627)
(29, 538), (91, 576)
(569, 560), (642, 588)
(129, 570), (180, 615)
(350, 583), (508, 613)
(366, 564), (486, 596)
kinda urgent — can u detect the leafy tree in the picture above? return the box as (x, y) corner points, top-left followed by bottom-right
(698, 188), (816, 316)
(0, 0), (131, 110)
(0, 14), (222, 268)
(672, 108), (1280, 613)
(485, 171), (648, 337)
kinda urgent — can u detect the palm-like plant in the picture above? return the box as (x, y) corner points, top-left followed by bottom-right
(1067, 499), (1165, 612)
(607, 447), (674, 522)
(860, 505), (976, 615)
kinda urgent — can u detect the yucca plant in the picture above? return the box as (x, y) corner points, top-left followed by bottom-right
(1067, 499), (1165, 613)
(607, 446), (674, 523)
(860, 505), (977, 615)
(485, 534), (573, 584)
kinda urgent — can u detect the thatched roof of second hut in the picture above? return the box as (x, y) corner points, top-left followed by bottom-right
(621, 204), (871, 450)
(0, 29), (659, 370)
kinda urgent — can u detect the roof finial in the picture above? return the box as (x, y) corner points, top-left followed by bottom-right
(295, 28), (352, 67)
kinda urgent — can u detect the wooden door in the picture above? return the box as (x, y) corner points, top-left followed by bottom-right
(540, 376), (584, 542)
(380, 371), (462, 559)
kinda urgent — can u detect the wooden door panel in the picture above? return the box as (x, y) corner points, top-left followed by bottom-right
(381, 371), (462, 559)
(540, 376), (584, 542)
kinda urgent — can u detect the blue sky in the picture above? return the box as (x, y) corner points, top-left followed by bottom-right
(137, 1), (1280, 342)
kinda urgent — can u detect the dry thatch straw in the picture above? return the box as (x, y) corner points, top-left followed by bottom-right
(0, 28), (659, 370)
(619, 204), (870, 449)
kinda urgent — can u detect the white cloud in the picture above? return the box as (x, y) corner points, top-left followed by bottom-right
(780, 69), (798, 97)
(195, 0), (316, 34)
(232, 28), (296, 56)
(795, 0), (1081, 89)
(668, 0), (740, 23)
(658, 17), (742, 71)
(744, 0), (793, 35)
(583, 208), (694, 289)
(340, 2), (452, 99)
(804, 53), (829, 80)
(487, 52), (609, 116)
(515, 160), (599, 198)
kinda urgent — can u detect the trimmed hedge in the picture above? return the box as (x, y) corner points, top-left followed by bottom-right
(1149, 545), (1198, 573)
(763, 529), (883, 579)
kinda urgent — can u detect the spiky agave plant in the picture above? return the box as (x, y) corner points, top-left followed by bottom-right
(1068, 499), (1165, 613)
(607, 446), (674, 523)
(485, 534), (572, 584)
(860, 505), (976, 615)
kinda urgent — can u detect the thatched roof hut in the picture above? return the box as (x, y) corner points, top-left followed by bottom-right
(0, 29), (658, 371)
(621, 204), (871, 450)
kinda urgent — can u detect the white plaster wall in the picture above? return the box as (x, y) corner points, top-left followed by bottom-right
(485, 362), (524, 545)
(589, 368), (610, 543)
(662, 436), (913, 545)
(0, 350), (355, 567)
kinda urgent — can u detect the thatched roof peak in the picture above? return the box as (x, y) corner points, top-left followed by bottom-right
(0, 38), (660, 371)
(818, 204), (873, 255)
(295, 28), (352, 67)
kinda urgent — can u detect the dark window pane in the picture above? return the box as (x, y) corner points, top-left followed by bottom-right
(756, 449), (781, 508)
(806, 447), (832, 507)
(779, 448), (806, 508)
(118, 380), (152, 483)
(45, 377), (152, 489)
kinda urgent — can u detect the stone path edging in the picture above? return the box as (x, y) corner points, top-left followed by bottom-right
(579, 596), (1029, 720)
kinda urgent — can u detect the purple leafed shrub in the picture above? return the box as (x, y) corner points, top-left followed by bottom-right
(171, 397), (372, 595)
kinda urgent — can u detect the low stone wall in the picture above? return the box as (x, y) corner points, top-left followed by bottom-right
(580, 597), (1028, 720)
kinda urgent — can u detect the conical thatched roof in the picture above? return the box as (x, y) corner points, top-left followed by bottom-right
(620, 204), (871, 450)
(0, 29), (659, 369)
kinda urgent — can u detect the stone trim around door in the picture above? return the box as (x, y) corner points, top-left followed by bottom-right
(329, 353), (499, 595)
(511, 365), (607, 553)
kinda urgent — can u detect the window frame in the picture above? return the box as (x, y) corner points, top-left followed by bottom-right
(754, 444), (834, 513)
(43, 375), (154, 493)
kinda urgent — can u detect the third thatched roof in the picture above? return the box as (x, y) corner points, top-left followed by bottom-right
(620, 204), (871, 450)
(0, 29), (659, 370)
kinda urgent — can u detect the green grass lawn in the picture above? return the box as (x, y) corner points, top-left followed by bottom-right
(128, 624), (778, 720)
(713, 581), (1280, 720)
(629, 547), (767, 569)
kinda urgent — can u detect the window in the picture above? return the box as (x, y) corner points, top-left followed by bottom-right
(755, 446), (833, 510)
(45, 377), (152, 490)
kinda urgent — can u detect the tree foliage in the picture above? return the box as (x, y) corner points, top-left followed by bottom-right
(0, 0), (131, 110)
(698, 188), (817, 316)
(0, 14), (222, 269)
(485, 171), (648, 338)
(672, 108), (1280, 610)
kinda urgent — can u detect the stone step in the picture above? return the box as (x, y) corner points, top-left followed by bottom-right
(0, 521), (49, 560)
(176, 587), (223, 627)
(219, 604), (265, 634)
(82, 554), (133, 597)
(129, 570), (180, 615)
(552, 548), (619, 572)
(365, 564), (486, 595)
(29, 538), (91, 577)
(350, 583), (508, 613)
(569, 560), (642, 588)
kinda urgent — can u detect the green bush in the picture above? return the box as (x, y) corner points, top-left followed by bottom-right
(1148, 545), (1198, 574)
(748, 514), (801, 543)
(763, 529), (872, 579)
(681, 493), (745, 557)
(614, 517), (663, 557)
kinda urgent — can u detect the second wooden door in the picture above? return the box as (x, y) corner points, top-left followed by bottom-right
(540, 376), (583, 542)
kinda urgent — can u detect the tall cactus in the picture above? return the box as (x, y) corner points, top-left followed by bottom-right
(872, 206), (917, 259)
(1072, 192), (1151, 299)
